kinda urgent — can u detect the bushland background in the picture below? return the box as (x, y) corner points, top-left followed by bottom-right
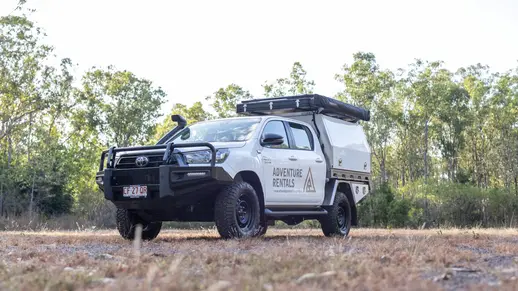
(1, 4), (518, 231)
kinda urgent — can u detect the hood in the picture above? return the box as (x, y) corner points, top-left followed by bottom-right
(116, 141), (248, 157)
(176, 141), (247, 152)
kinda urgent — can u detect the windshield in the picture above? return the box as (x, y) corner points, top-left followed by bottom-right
(166, 118), (261, 144)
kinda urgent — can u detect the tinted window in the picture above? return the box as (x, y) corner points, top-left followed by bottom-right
(289, 122), (313, 150)
(262, 121), (289, 149)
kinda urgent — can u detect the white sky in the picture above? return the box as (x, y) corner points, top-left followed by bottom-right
(1, 0), (518, 116)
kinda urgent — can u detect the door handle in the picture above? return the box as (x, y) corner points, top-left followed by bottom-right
(289, 156), (298, 161)
(315, 157), (324, 163)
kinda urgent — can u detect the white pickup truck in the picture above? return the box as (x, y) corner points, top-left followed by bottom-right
(96, 94), (372, 240)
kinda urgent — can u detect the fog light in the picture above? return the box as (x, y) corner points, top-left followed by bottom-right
(187, 172), (207, 177)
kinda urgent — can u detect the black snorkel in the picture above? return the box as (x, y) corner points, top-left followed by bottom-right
(156, 114), (187, 144)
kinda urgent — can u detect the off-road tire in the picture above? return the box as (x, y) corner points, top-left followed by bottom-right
(320, 192), (352, 237)
(116, 208), (162, 241)
(255, 218), (268, 237)
(214, 182), (261, 239)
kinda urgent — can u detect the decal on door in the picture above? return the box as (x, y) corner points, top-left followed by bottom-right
(271, 167), (316, 193)
(272, 167), (303, 193)
(304, 168), (316, 193)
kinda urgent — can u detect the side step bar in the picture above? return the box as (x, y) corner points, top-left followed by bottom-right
(264, 208), (328, 217)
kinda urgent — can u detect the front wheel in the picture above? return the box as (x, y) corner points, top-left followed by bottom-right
(214, 182), (261, 239)
(319, 192), (352, 237)
(255, 218), (268, 237)
(116, 208), (162, 241)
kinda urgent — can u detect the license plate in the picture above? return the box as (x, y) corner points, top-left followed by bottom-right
(122, 185), (148, 198)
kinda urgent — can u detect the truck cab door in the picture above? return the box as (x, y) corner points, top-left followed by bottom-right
(285, 121), (326, 205)
(258, 120), (302, 205)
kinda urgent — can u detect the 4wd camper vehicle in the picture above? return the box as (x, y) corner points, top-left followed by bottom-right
(96, 94), (372, 240)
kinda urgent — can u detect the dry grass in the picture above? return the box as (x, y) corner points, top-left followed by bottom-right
(1, 228), (518, 291)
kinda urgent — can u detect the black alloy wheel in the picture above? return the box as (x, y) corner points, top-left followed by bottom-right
(320, 192), (352, 237)
(214, 181), (261, 239)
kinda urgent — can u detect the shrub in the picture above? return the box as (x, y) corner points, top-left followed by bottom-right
(358, 182), (408, 228)
(388, 198), (411, 228)
(358, 180), (518, 229)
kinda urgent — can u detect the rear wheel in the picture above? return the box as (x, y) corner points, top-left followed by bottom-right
(319, 192), (352, 237)
(116, 208), (162, 241)
(214, 182), (261, 239)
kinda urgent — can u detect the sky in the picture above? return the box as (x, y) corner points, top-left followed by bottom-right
(1, 0), (518, 116)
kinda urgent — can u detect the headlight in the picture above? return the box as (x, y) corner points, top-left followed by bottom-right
(184, 149), (230, 164)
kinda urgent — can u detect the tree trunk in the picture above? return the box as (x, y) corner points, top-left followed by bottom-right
(29, 175), (35, 218)
(409, 157), (414, 182)
(472, 135), (479, 186)
(7, 135), (12, 168)
(447, 157), (452, 182)
(423, 119), (429, 223)
(402, 165), (406, 187)
(480, 128), (488, 188)
(424, 119), (429, 182)
(0, 183), (3, 218)
(2, 136), (13, 217)
(381, 153), (386, 184)
(499, 127), (511, 193)
(28, 112), (32, 163)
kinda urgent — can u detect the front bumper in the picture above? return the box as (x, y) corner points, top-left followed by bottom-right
(96, 142), (235, 209)
(96, 165), (233, 208)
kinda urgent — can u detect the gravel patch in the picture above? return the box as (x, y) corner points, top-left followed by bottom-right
(484, 255), (518, 269)
(427, 268), (502, 291)
(457, 245), (492, 255)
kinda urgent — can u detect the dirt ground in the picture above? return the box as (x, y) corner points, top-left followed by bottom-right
(1, 228), (518, 291)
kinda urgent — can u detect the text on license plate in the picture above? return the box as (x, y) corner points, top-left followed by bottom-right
(123, 185), (147, 198)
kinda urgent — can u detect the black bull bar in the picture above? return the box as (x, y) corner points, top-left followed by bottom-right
(97, 142), (235, 206)
(98, 142), (217, 171)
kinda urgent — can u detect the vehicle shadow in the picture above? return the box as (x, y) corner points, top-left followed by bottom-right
(154, 231), (447, 244)
(156, 234), (335, 243)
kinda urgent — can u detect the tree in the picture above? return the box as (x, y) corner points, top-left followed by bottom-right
(79, 66), (166, 147)
(335, 52), (396, 183)
(205, 84), (252, 118)
(435, 84), (470, 182)
(0, 14), (52, 145)
(457, 64), (493, 187)
(263, 62), (315, 97)
(0, 12), (55, 216)
(488, 70), (518, 192)
(405, 60), (453, 182)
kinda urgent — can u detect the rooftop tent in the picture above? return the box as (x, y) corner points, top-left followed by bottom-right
(235, 94), (370, 123)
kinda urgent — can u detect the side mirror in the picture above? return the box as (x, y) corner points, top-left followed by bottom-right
(180, 128), (191, 140)
(261, 133), (284, 146)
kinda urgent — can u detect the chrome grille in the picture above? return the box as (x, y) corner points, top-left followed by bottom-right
(115, 154), (165, 169)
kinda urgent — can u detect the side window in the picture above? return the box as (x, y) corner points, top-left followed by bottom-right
(262, 120), (289, 149)
(289, 122), (313, 150)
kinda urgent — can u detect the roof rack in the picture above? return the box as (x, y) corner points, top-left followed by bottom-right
(236, 94), (370, 122)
